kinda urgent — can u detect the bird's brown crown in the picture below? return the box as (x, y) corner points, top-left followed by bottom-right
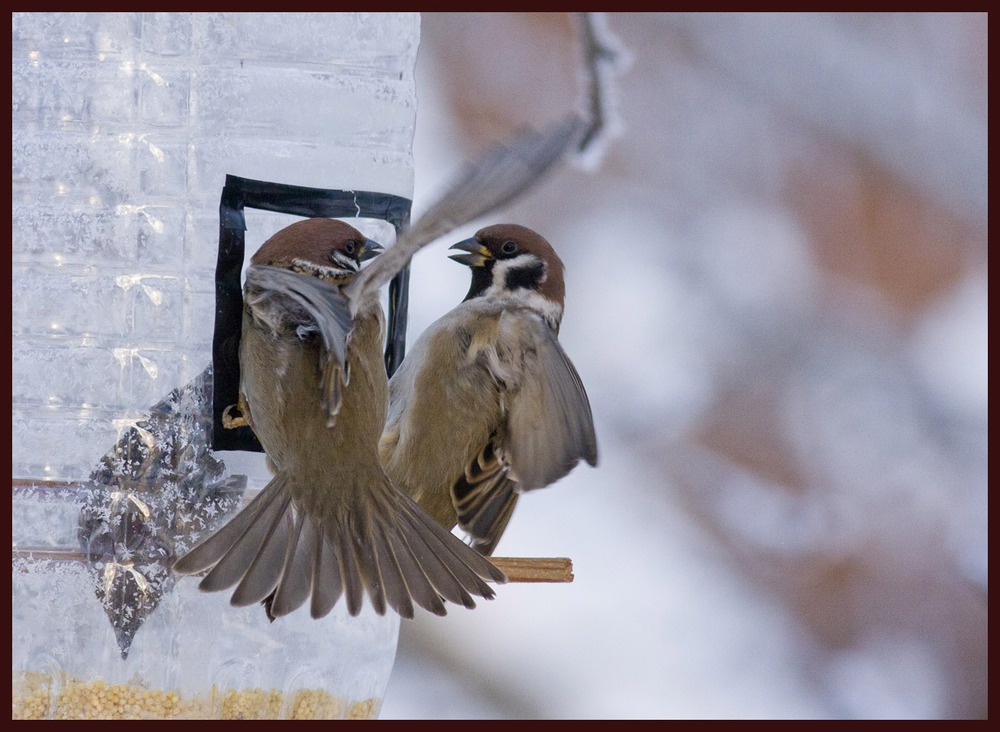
(251, 218), (372, 278)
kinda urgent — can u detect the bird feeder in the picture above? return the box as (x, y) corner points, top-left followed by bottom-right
(12, 12), (419, 719)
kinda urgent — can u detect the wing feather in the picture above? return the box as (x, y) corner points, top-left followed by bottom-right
(503, 313), (598, 491)
(244, 265), (353, 426)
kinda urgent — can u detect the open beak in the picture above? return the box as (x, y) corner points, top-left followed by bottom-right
(448, 237), (491, 268)
(358, 238), (384, 262)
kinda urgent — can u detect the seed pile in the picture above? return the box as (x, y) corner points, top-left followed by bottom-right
(11, 673), (379, 720)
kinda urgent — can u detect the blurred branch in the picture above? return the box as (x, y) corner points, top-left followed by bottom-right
(572, 12), (631, 169)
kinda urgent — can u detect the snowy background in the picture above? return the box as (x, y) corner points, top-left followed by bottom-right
(378, 13), (987, 720)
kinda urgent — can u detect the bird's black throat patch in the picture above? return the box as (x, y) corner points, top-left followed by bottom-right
(463, 264), (495, 302)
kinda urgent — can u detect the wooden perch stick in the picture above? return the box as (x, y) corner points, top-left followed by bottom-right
(489, 557), (574, 583)
(15, 480), (577, 583)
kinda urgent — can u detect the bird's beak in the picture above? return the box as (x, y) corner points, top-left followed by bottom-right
(448, 237), (491, 268)
(358, 238), (384, 262)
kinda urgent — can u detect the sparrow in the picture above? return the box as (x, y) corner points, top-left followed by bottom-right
(173, 217), (506, 620)
(173, 112), (588, 619)
(379, 224), (598, 555)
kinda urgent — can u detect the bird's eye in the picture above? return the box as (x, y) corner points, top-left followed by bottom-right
(344, 241), (357, 255)
(500, 240), (517, 255)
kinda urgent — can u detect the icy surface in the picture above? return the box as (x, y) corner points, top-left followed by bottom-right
(12, 554), (400, 710)
(12, 11), (417, 713)
(12, 12), (419, 482)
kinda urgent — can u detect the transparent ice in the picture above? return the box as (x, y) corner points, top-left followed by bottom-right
(12, 12), (418, 718)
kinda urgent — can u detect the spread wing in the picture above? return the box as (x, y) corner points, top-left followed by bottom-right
(504, 313), (598, 492)
(345, 113), (585, 313)
(451, 311), (597, 553)
(243, 265), (354, 426)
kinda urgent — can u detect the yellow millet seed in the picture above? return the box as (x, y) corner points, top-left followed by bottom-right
(289, 688), (344, 719)
(348, 698), (378, 719)
(12, 672), (374, 719)
(12, 671), (53, 720)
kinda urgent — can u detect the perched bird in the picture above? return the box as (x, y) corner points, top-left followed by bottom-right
(380, 224), (598, 555)
(173, 218), (506, 620)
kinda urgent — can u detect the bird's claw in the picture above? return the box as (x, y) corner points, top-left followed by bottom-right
(222, 403), (249, 429)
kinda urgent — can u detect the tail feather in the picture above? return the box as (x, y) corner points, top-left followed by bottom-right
(172, 475), (285, 576)
(354, 528), (391, 615)
(403, 496), (508, 587)
(229, 498), (293, 606)
(371, 524), (417, 619)
(385, 529), (446, 617)
(198, 485), (290, 593)
(267, 514), (318, 618)
(351, 527), (388, 616)
(393, 507), (478, 609)
(172, 470), (506, 620)
(335, 527), (369, 617)
(309, 533), (343, 619)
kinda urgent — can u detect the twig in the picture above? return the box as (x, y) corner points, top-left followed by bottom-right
(572, 12), (630, 170)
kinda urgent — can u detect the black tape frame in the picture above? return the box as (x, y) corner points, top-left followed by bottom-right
(212, 174), (412, 453)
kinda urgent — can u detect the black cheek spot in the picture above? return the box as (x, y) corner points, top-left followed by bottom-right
(504, 261), (545, 291)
